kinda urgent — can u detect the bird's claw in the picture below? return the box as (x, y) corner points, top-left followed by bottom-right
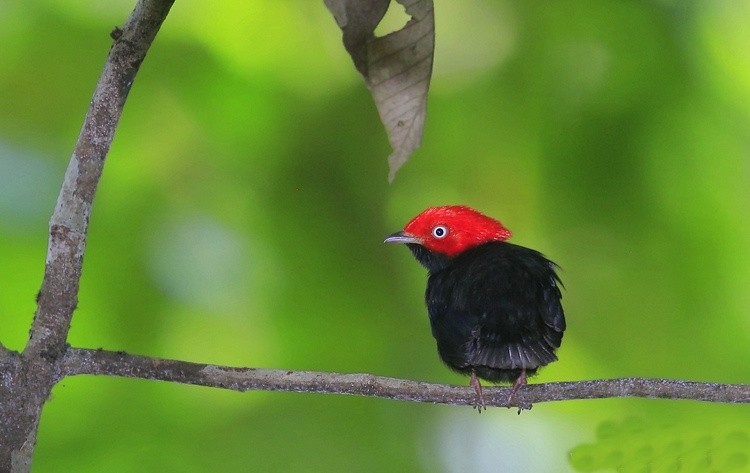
(470, 370), (486, 413)
(506, 370), (532, 413)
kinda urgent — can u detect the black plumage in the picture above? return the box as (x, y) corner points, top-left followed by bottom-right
(385, 205), (566, 408)
(407, 241), (565, 386)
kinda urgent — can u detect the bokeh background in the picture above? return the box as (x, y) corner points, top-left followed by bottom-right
(2, 0), (750, 471)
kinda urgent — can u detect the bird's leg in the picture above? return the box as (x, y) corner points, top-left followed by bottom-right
(470, 370), (486, 412)
(507, 369), (527, 405)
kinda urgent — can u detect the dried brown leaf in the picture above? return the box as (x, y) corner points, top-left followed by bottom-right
(325, 0), (435, 181)
(324, 0), (390, 75)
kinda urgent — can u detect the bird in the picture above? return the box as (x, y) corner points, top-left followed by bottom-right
(384, 205), (565, 409)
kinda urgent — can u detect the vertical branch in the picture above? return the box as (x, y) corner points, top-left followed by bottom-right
(0, 1), (175, 471)
(26, 0), (175, 357)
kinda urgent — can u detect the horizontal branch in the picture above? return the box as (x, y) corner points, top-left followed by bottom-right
(63, 348), (750, 409)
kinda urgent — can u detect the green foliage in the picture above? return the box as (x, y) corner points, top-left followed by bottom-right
(1, 1), (749, 472)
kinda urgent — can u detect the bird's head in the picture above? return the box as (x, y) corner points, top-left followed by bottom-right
(384, 205), (512, 257)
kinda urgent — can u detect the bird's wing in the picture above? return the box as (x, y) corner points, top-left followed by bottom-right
(429, 243), (565, 372)
(468, 254), (565, 370)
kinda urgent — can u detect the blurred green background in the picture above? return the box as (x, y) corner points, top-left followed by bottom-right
(2, 0), (750, 471)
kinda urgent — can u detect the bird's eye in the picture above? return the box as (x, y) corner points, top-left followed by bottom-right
(432, 225), (448, 239)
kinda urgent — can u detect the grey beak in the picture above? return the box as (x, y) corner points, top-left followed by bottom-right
(384, 231), (421, 244)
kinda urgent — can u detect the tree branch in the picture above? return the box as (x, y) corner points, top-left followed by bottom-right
(0, 2), (175, 471)
(26, 0), (175, 359)
(63, 348), (750, 409)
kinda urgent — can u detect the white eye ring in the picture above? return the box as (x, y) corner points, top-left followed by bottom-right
(432, 225), (448, 239)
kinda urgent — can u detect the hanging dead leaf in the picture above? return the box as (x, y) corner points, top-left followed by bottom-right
(325, 0), (435, 181)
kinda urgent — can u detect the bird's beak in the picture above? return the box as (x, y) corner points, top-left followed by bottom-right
(384, 231), (422, 245)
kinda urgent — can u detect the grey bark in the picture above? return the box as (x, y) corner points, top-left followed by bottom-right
(0, 1), (174, 470)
